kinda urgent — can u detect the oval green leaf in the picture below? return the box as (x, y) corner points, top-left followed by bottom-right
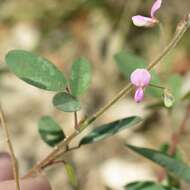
(70, 57), (91, 97)
(53, 92), (81, 112)
(125, 181), (179, 190)
(6, 50), (67, 91)
(79, 116), (142, 146)
(38, 116), (65, 147)
(127, 145), (190, 184)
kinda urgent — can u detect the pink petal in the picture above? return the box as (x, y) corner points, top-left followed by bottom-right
(134, 88), (144, 103)
(132, 15), (156, 27)
(150, 0), (162, 18)
(130, 69), (151, 87)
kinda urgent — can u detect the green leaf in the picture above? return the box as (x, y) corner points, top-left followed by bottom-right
(65, 163), (78, 187)
(124, 181), (179, 190)
(38, 116), (65, 147)
(6, 50), (67, 91)
(53, 92), (81, 112)
(160, 143), (182, 161)
(70, 57), (91, 97)
(159, 144), (182, 188)
(127, 145), (190, 183)
(167, 75), (182, 100)
(79, 116), (142, 146)
(114, 50), (146, 80)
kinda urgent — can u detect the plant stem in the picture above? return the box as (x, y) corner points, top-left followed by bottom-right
(24, 14), (190, 178)
(149, 83), (166, 90)
(147, 16), (189, 71)
(74, 112), (79, 130)
(0, 106), (20, 190)
(66, 86), (79, 130)
(79, 84), (133, 131)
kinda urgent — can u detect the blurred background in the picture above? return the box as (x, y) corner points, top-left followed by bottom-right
(0, 0), (190, 189)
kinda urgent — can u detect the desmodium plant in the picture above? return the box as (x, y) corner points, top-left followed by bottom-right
(0, 1), (190, 190)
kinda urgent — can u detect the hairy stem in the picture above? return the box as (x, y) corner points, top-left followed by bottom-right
(0, 106), (20, 190)
(24, 14), (190, 178)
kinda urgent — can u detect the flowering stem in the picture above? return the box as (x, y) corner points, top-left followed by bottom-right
(147, 14), (190, 71)
(24, 14), (190, 178)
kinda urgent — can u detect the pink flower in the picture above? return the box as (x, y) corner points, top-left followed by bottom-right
(130, 69), (151, 103)
(132, 0), (162, 27)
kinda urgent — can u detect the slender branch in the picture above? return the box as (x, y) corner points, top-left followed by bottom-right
(24, 130), (78, 178)
(24, 14), (190, 178)
(74, 112), (79, 130)
(42, 159), (66, 170)
(50, 145), (80, 163)
(0, 105), (20, 190)
(147, 15), (190, 71)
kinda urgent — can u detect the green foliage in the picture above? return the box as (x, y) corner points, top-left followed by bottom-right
(114, 50), (162, 97)
(159, 143), (182, 188)
(64, 163), (78, 187)
(114, 50), (146, 80)
(79, 116), (142, 146)
(70, 57), (91, 97)
(38, 116), (65, 147)
(146, 71), (162, 98)
(6, 50), (67, 91)
(124, 181), (179, 190)
(53, 92), (81, 112)
(127, 145), (190, 183)
(160, 143), (182, 161)
(167, 74), (182, 100)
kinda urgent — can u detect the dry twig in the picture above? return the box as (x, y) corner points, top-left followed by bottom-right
(0, 105), (20, 190)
